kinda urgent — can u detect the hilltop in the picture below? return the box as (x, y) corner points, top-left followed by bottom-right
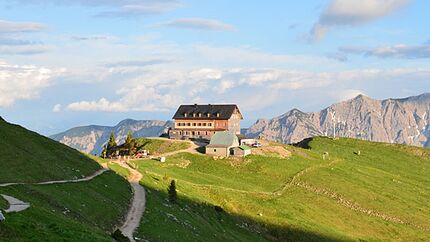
(0, 118), (132, 241)
(0, 118), (101, 183)
(246, 93), (430, 147)
(128, 137), (430, 241)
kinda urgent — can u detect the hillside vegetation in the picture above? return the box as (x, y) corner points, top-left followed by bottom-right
(131, 137), (430, 241)
(0, 172), (132, 241)
(0, 119), (133, 241)
(0, 120), (100, 183)
(134, 137), (190, 155)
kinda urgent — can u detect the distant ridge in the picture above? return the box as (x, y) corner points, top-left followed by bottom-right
(50, 119), (172, 155)
(245, 93), (430, 147)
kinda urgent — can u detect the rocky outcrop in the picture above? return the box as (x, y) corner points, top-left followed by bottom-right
(51, 119), (172, 154)
(246, 93), (430, 147)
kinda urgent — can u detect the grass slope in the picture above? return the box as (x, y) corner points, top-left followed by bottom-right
(132, 137), (430, 241)
(134, 138), (190, 155)
(0, 120), (100, 183)
(0, 171), (132, 241)
(0, 119), (133, 241)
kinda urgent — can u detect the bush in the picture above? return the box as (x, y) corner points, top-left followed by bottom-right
(168, 180), (178, 204)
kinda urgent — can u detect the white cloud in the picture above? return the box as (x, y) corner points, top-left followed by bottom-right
(0, 44), (50, 55)
(0, 61), (64, 107)
(67, 98), (127, 112)
(336, 89), (365, 101)
(63, 65), (430, 113)
(194, 45), (330, 68)
(70, 35), (111, 41)
(0, 19), (48, 33)
(340, 42), (430, 59)
(310, 0), (409, 41)
(158, 18), (236, 31)
(12, 0), (182, 17)
(52, 104), (61, 112)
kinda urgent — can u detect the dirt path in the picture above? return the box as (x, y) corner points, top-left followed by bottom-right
(0, 168), (108, 187)
(111, 161), (146, 242)
(272, 159), (341, 196)
(0, 168), (108, 216)
(1, 194), (30, 213)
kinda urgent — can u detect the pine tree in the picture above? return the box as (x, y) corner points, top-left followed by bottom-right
(168, 180), (177, 203)
(124, 132), (135, 155)
(125, 132), (133, 146)
(107, 133), (117, 149)
(106, 133), (117, 157)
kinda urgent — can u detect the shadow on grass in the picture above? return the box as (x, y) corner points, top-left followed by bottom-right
(292, 137), (313, 150)
(138, 185), (349, 242)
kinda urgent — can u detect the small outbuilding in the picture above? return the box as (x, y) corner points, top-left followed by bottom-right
(232, 145), (252, 157)
(240, 139), (256, 146)
(206, 131), (239, 157)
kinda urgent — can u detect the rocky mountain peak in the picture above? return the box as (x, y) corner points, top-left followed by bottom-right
(245, 93), (430, 147)
(51, 119), (172, 155)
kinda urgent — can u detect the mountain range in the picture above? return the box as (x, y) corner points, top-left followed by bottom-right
(245, 93), (430, 147)
(51, 93), (430, 154)
(50, 119), (172, 155)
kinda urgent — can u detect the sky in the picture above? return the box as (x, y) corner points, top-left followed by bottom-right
(0, 0), (429, 135)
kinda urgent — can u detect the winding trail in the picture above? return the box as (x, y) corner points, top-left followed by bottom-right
(111, 160), (146, 242)
(0, 168), (108, 215)
(0, 168), (108, 187)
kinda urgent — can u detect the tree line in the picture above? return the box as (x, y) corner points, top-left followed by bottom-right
(101, 132), (137, 158)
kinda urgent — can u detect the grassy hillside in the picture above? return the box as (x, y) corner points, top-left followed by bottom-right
(0, 119), (133, 241)
(0, 119), (100, 183)
(0, 171), (132, 241)
(131, 137), (430, 241)
(134, 137), (190, 155)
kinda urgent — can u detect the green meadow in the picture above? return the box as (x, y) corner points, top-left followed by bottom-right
(0, 120), (133, 241)
(131, 137), (430, 241)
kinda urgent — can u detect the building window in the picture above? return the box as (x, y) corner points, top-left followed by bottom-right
(187, 123), (191, 126)
(208, 123), (212, 126)
(193, 113), (196, 117)
(193, 123), (196, 126)
(198, 123), (202, 126)
(198, 113), (202, 117)
(214, 149), (217, 152)
(207, 113), (211, 117)
(197, 131), (200, 135)
(184, 113), (188, 117)
(203, 123), (207, 126)
(216, 112), (220, 117)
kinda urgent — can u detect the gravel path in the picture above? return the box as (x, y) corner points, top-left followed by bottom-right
(1, 194), (30, 213)
(0, 168), (108, 187)
(0, 168), (108, 216)
(112, 161), (146, 242)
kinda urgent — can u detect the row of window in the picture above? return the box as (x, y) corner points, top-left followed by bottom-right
(184, 112), (220, 118)
(179, 131), (211, 136)
(177, 122), (213, 127)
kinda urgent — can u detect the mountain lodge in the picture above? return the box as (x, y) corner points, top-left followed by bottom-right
(169, 104), (243, 140)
